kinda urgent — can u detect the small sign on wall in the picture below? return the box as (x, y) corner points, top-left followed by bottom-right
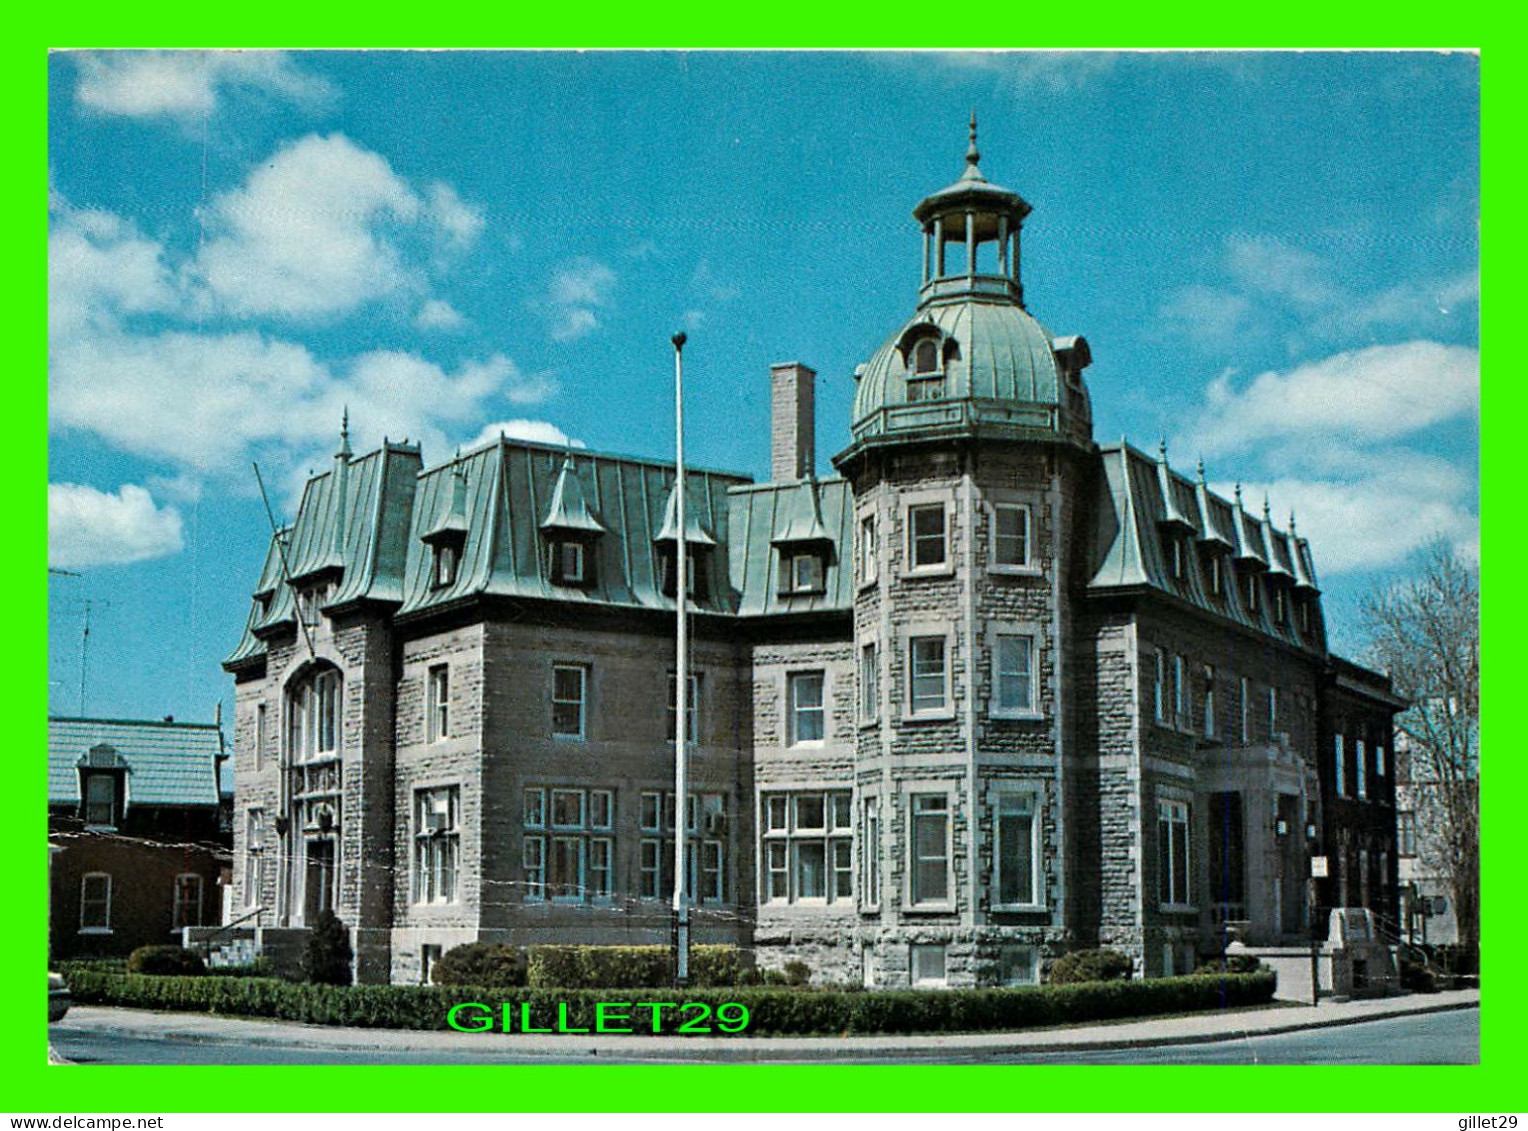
(1310, 856), (1329, 878)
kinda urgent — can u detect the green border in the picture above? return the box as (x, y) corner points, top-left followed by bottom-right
(16, 11), (1507, 1114)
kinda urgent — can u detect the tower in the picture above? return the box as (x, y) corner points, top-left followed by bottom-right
(834, 117), (1094, 986)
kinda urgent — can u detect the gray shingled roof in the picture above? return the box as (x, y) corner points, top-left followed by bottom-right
(49, 716), (225, 809)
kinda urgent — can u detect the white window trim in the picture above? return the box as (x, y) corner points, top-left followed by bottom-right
(903, 785), (957, 912)
(1157, 796), (1194, 912)
(79, 872), (113, 933)
(786, 669), (828, 747)
(861, 794), (881, 911)
(900, 491), (955, 578)
(857, 509), (879, 590)
(991, 788), (1046, 912)
(1356, 737), (1368, 800)
(986, 498), (1040, 575)
(173, 872), (204, 929)
(426, 664), (450, 744)
(1239, 676), (1252, 745)
(758, 789), (854, 906)
(551, 663), (588, 741)
(859, 640), (879, 726)
(1154, 649), (1168, 724)
(903, 628), (955, 721)
(1334, 733), (1347, 797)
(910, 943), (949, 987)
(989, 628), (1042, 720)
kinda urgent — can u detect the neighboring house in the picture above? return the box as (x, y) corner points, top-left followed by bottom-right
(1394, 730), (1463, 946)
(48, 715), (230, 960)
(224, 130), (1402, 987)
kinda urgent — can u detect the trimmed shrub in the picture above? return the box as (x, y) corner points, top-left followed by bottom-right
(126, 945), (207, 977)
(525, 944), (743, 989)
(782, 959), (812, 987)
(62, 967), (1277, 1036)
(1047, 948), (1133, 984)
(301, 910), (353, 986)
(432, 943), (527, 988)
(1193, 953), (1263, 976)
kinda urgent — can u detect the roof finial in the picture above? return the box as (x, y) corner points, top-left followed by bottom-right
(1157, 436), (1168, 464)
(962, 109), (984, 182)
(1289, 508), (1298, 535)
(1196, 456), (1206, 484)
(1263, 493), (1272, 521)
(1234, 482), (1243, 506)
(337, 405), (351, 458)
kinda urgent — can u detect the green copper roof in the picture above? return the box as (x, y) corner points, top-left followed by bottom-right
(729, 477), (855, 617)
(1088, 442), (1324, 653)
(49, 716), (225, 809)
(540, 455), (607, 535)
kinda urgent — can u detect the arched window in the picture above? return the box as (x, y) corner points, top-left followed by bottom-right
(286, 665), (342, 763)
(913, 338), (940, 375)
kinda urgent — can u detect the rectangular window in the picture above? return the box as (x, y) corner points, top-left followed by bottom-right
(782, 550), (824, 594)
(173, 874), (203, 929)
(862, 796), (880, 908)
(1209, 554), (1223, 597)
(433, 543), (458, 588)
(859, 642), (878, 722)
(1173, 654), (1187, 722)
(522, 836), (545, 902)
(559, 541), (585, 584)
(788, 671), (825, 744)
(1245, 574), (1260, 613)
(640, 791), (663, 832)
(1356, 738), (1368, 800)
(909, 636), (948, 714)
(993, 634), (1036, 716)
(859, 514), (877, 584)
(639, 839), (664, 899)
(84, 774), (116, 827)
(255, 704), (267, 772)
(1240, 677), (1251, 744)
(995, 792), (1040, 907)
(910, 793), (951, 906)
(1273, 585), (1287, 624)
(550, 836), (586, 901)
(1376, 743), (1387, 777)
(1158, 800), (1191, 907)
(667, 672), (701, 744)
(551, 788), (586, 830)
(1267, 687), (1279, 737)
(244, 809), (265, 907)
(992, 503), (1031, 568)
(1154, 650), (1168, 724)
(759, 789), (852, 904)
(659, 547), (705, 600)
(908, 503), (947, 569)
(427, 664), (450, 743)
(420, 943), (442, 985)
(552, 664), (587, 739)
(1334, 734), (1347, 797)
(700, 840), (724, 903)
(1170, 534), (1185, 580)
(589, 789), (614, 830)
(80, 873), (111, 931)
(1202, 665), (1217, 739)
(414, 786), (460, 904)
(998, 945), (1039, 986)
(1398, 811), (1417, 856)
(910, 944), (947, 986)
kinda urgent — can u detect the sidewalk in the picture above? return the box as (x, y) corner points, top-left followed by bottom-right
(53, 989), (1479, 1061)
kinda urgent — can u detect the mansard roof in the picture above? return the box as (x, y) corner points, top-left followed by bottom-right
(729, 476), (855, 617)
(48, 715), (225, 809)
(1088, 440), (1324, 653)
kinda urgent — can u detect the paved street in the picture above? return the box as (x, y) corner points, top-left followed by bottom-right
(50, 997), (1479, 1066)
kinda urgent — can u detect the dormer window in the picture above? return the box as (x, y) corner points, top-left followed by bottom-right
(432, 542), (459, 588)
(780, 548), (826, 595)
(1244, 573), (1260, 614)
(548, 537), (596, 588)
(297, 583), (332, 626)
(902, 331), (954, 403)
(659, 547), (707, 601)
(83, 773), (118, 828)
(1273, 585), (1287, 625)
(1208, 553), (1224, 597)
(559, 541), (585, 584)
(914, 338), (940, 375)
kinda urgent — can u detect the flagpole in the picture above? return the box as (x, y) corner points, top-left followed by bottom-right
(671, 329), (691, 989)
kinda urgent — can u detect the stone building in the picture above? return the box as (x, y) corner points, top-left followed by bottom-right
(224, 127), (1402, 986)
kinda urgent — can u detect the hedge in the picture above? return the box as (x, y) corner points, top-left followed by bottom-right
(60, 967), (1275, 1037)
(526, 945), (742, 989)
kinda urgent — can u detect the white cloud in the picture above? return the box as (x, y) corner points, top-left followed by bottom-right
(544, 257), (616, 341)
(1180, 343), (1479, 576)
(467, 420), (586, 451)
(73, 51), (332, 122)
(49, 201), (180, 339)
(49, 482), (183, 568)
(426, 182), (485, 249)
(196, 133), (429, 319)
(1181, 341), (1479, 456)
(415, 299), (465, 331)
(1158, 285), (1253, 351)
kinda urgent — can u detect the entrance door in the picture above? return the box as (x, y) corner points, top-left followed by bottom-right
(303, 839), (336, 922)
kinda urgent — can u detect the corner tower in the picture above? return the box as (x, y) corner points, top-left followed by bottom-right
(834, 118), (1094, 988)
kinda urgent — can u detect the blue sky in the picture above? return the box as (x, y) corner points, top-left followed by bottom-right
(46, 50), (1479, 724)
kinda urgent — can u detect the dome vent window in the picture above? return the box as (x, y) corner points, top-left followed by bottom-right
(914, 339), (940, 376)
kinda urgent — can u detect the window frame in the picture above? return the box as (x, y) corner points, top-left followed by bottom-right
(1157, 798), (1193, 910)
(787, 670), (826, 746)
(551, 663), (588, 741)
(172, 873), (203, 929)
(989, 501), (1035, 573)
(858, 512), (878, 588)
(1356, 737), (1368, 800)
(859, 641), (879, 724)
(907, 791), (954, 910)
(1240, 676), (1252, 745)
(861, 795), (881, 910)
(243, 808), (266, 908)
(666, 672), (702, 744)
(79, 872), (112, 933)
(991, 631), (1039, 719)
(910, 943), (948, 987)
(906, 633), (952, 719)
(1202, 664), (1217, 739)
(413, 785), (461, 905)
(426, 664), (450, 743)
(1334, 733), (1347, 797)
(758, 789), (853, 906)
(432, 542), (459, 589)
(992, 789), (1044, 911)
(903, 497), (952, 576)
(83, 772), (118, 828)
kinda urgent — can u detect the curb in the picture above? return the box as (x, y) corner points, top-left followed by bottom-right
(55, 995), (1480, 1062)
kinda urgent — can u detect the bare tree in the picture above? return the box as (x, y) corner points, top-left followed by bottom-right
(1362, 540), (1479, 954)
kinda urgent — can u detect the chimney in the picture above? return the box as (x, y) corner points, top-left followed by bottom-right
(770, 362), (816, 482)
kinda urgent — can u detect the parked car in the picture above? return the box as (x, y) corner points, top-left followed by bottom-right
(48, 971), (70, 1023)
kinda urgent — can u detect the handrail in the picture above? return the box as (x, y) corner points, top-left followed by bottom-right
(193, 905), (267, 945)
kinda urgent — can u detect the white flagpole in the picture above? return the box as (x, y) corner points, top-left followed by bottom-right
(671, 330), (691, 988)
